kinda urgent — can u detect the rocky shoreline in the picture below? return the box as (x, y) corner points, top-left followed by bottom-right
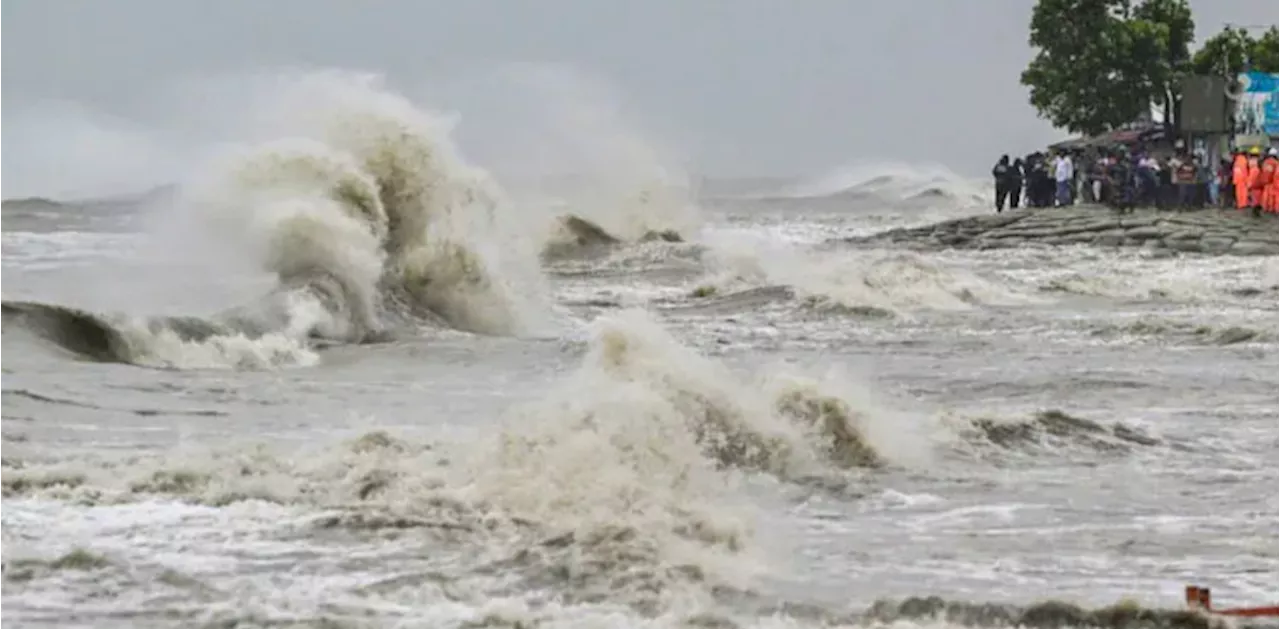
(844, 206), (1279, 256)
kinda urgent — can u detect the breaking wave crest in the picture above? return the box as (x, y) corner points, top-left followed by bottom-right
(2, 311), (923, 614)
(945, 409), (1163, 459)
(2, 310), (1182, 624)
(190, 72), (552, 338)
(4, 309), (917, 500)
(2, 72), (554, 368)
(859, 596), (1268, 629)
(1, 299), (324, 369)
(690, 237), (1036, 316)
(542, 213), (687, 260)
(1085, 316), (1277, 346)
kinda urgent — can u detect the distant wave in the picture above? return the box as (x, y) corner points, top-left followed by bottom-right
(0, 197), (75, 222)
(689, 245), (1038, 317)
(1, 197), (69, 211)
(745, 162), (989, 209)
(1085, 317), (1277, 346)
(541, 213), (684, 259)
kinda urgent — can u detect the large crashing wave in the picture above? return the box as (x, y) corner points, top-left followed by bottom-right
(3, 309), (1166, 622)
(1, 309), (917, 615)
(193, 73), (553, 339)
(4, 73), (554, 368)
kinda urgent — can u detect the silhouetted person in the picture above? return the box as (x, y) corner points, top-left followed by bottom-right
(1218, 156), (1233, 208)
(992, 155), (1011, 212)
(1107, 150), (1135, 213)
(1029, 152), (1053, 207)
(1008, 158), (1024, 209)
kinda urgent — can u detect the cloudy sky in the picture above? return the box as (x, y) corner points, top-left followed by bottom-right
(3, 0), (1275, 199)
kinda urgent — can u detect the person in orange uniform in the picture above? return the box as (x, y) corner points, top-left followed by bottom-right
(1254, 149), (1274, 212)
(1232, 149), (1251, 209)
(1259, 147), (1279, 214)
(1244, 147), (1264, 216)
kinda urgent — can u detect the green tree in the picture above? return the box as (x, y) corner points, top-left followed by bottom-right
(1250, 27), (1279, 73)
(1130, 0), (1195, 130)
(1191, 25), (1279, 78)
(1021, 0), (1196, 134)
(1021, 0), (1148, 134)
(1190, 27), (1254, 78)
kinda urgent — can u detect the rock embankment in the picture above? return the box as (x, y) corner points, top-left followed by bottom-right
(845, 207), (1278, 256)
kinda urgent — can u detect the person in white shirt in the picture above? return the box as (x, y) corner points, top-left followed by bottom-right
(1054, 152), (1074, 206)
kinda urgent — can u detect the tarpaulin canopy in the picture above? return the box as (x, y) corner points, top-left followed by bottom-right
(1048, 125), (1165, 150)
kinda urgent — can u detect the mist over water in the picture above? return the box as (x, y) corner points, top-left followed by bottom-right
(2, 67), (1277, 628)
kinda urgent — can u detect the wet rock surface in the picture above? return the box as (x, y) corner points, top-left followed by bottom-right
(844, 207), (1279, 256)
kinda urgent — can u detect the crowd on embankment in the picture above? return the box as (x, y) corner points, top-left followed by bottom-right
(991, 143), (1279, 216)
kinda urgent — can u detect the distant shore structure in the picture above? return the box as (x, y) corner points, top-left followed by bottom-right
(1050, 70), (1278, 159)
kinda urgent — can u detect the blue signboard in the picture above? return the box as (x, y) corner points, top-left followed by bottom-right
(1235, 72), (1278, 138)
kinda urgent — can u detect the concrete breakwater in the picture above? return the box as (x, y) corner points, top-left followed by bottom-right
(844, 207), (1279, 256)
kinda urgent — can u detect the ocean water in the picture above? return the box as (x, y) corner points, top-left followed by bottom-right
(2, 72), (1278, 629)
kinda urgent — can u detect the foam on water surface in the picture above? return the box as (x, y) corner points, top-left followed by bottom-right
(2, 69), (1276, 629)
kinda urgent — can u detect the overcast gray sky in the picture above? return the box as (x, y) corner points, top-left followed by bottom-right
(3, 0), (1275, 199)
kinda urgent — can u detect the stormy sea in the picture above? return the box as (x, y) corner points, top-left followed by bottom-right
(2, 72), (1277, 629)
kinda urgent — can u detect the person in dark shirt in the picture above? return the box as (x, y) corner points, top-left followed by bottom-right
(1217, 156), (1234, 208)
(992, 155), (1011, 212)
(1161, 156), (1174, 207)
(1107, 150), (1135, 213)
(1036, 153), (1054, 207)
(1023, 153), (1040, 207)
(1171, 150), (1198, 209)
(1026, 153), (1049, 207)
(1008, 158), (1024, 209)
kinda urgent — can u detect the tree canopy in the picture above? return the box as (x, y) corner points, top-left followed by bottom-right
(1189, 25), (1279, 77)
(1021, 0), (1274, 135)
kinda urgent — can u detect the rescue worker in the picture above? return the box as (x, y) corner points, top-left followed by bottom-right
(1254, 147), (1274, 213)
(1232, 149), (1251, 210)
(1247, 147), (1262, 215)
(1257, 147), (1278, 215)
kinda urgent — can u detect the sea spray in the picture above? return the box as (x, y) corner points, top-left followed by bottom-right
(692, 230), (1037, 316)
(5, 71), (564, 368)
(2, 307), (1064, 620)
(185, 71), (555, 338)
(476, 63), (705, 249)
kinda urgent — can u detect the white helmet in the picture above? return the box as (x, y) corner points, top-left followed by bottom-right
(1270, 147), (1278, 158)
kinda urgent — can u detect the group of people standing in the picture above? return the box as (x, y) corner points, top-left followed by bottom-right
(991, 151), (1075, 211)
(990, 144), (1279, 215)
(1082, 145), (1234, 212)
(1227, 147), (1279, 214)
